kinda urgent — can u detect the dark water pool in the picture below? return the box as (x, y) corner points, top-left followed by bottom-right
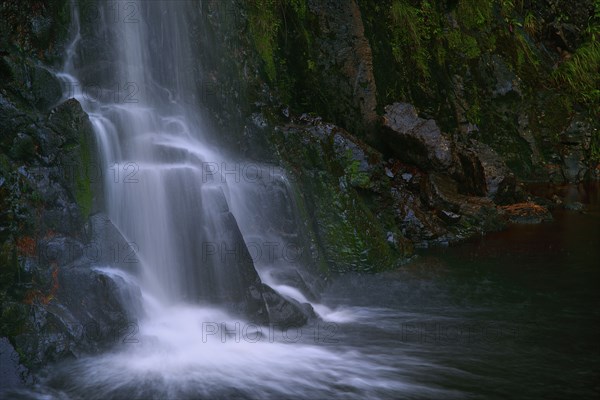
(2, 184), (598, 399)
(319, 183), (600, 399)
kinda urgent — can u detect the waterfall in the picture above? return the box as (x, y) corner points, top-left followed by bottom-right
(57, 0), (295, 318)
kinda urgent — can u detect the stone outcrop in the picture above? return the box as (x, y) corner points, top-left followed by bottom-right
(382, 103), (454, 171)
(383, 102), (517, 205)
(557, 115), (593, 182)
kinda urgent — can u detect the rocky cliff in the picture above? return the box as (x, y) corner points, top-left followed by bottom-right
(1, 0), (142, 380)
(195, 0), (598, 272)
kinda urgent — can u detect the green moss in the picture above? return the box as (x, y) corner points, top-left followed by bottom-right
(311, 177), (395, 272)
(390, 0), (432, 79)
(271, 127), (404, 273)
(456, 0), (493, 29)
(341, 150), (370, 188)
(466, 100), (482, 125)
(248, 0), (281, 82)
(447, 30), (481, 60)
(287, 0), (307, 18)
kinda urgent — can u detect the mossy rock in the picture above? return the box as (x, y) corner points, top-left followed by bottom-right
(271, 120), (409, 273)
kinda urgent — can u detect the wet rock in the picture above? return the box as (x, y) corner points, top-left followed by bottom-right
(558, 116), (592, 182)
(197, 186), (269, 321)
(382, 101), (516, 205)
(13, 265), (142, 370)
(382, 103), (453, 171)
(561, 149), (587, 182)
(391, 186), (447, 246)
(401, 173), (412, 182)
(456, 139), (517, 204)
(564, 201), (584, 211)
(47, 98), (93, 145)
(87, 213), (140, 272)
(199, 186), (313, 326)
(438, 210), (461, 224)
(0, 337), (30, 390)
(1, 57), (62, 111)
(48, 98), (103, 216)
(261, 284), (316, 327)
(552, 194), (563, 205)
(5, 210), (145, 371)
(267, 268), (320, 302)
(423, 173), (505, 235)
(483, 54), (522, 98)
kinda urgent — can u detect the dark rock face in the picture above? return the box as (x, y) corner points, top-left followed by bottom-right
(0, 337), (31, 391)
(485, 54), (522, 99)
(0, 0), (69, 60)
(307, 0), (378, 136)
(4, 213), (144, 374)
(13, 264), (142, 370)
(2, 58), (63, 111)
(558, 116), (593, 182)
(456, 140), (517, 204)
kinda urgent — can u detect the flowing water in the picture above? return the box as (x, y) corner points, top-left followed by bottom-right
(2, 1), (599, 399)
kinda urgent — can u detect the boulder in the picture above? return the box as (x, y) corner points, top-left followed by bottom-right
(382, 103), (453, 171)
(261, 284), (316, 327)
(13, 265), (143, 370)
(382, 103), (517, 204)
(86, 213), (140, 273)
(456, 139), (517, 204)
(198, 186), (313, 326)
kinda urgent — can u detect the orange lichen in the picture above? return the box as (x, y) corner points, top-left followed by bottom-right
(500, 202), (549, 217)
(22, 264), (60, 306)
(16, 236), (36, 257)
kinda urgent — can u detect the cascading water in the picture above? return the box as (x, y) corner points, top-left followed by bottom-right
(58, 0), (271, 312)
